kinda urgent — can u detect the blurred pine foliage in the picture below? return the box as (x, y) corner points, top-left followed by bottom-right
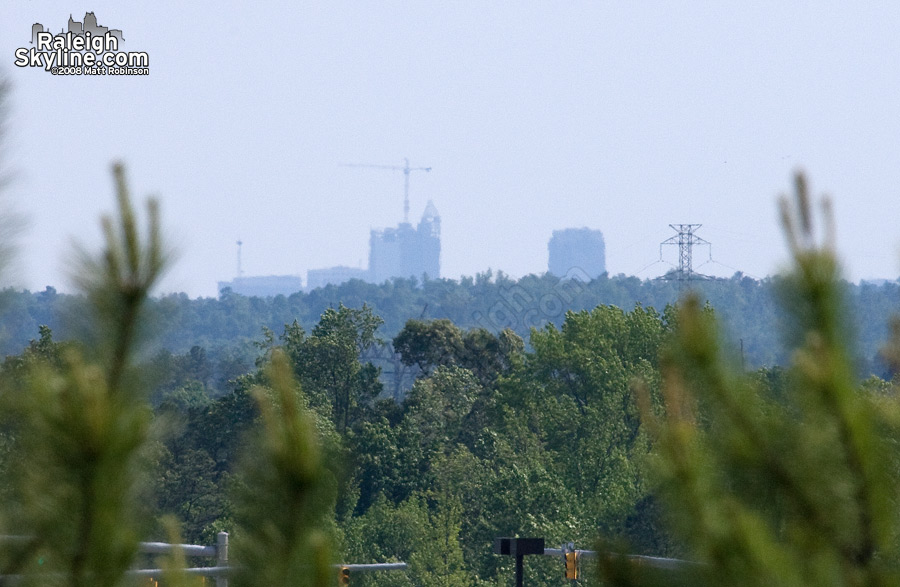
(609, 173), (900, 587)
(0, 164), (335, 586)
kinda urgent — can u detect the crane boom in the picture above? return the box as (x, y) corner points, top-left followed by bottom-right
(340, 157), (431, 223)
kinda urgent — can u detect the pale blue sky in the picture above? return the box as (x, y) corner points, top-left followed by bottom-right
(3, 2), (900, 297)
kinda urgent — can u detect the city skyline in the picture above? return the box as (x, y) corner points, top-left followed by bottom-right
(31, 12), (124, 45)
(3, 3), (900, 297)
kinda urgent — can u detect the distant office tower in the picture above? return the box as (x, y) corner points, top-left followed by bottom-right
(548, 228), (606, 279)
(32, 23), (44, 44)
(306, 266), (369, 290)
(369, 200), (441, 283)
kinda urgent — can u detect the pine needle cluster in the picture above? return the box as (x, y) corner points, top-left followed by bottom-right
(0, 163), (335, 586)
(615, 173), (900, 587)
(229, 349), (336, 587)
(1, 163), (166, 587)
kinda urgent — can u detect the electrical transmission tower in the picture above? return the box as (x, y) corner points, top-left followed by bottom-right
(340, 157), (432, 223)
(659, 224), (711, 283)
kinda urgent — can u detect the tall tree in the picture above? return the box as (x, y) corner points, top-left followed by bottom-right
(394, 319), (524, 385)
(283, 304), (383, 433)
(230, 350), (336, 587)
(505, 304), (669, 542)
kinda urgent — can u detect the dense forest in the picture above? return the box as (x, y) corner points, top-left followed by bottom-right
(1, 269), (898, 403)
(3, 267), (899, 583)
(4, 301), (674, 584)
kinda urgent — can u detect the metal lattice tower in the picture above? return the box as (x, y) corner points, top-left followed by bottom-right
(660, 224), (711, 282)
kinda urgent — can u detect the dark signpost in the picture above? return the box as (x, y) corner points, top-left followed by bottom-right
(494, 537), (545, 587)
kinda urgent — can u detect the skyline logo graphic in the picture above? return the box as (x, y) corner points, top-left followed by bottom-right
(14, 12), (149, 76)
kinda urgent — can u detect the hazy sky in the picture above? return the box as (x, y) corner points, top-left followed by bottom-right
(3, 2), (900, 297)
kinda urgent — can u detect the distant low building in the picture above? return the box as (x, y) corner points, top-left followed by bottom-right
(548, 228), (606, 279)
(306, 266), (369, 290)
(217, 275), (303, 297)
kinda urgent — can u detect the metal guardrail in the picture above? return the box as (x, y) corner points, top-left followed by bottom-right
(129, 566), (231, 577)
(133, 535), (407, 584)
(1, 533), (407, 586)
(338, 563), (409, 572)
(136, 531), (230, 586)
(139, 541), (219, 558)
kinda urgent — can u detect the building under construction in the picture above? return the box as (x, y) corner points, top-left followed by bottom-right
(368, 200), (441, 284)
(219, 159), (441, 294)
(314, 158), (440, 287)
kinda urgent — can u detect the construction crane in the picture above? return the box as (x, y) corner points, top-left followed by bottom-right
(341, 158), (431, 223)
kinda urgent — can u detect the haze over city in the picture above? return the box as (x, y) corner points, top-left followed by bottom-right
(2, 2), (900, 297)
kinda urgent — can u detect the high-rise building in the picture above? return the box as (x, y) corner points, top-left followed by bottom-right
(68, 14), (83, 34)
(369, 200), (441, 283)
(548, 228), (606, 279)
(32, 23), (45, 45)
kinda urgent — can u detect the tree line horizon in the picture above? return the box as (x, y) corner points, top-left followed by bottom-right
(1, 268), (896, 389)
